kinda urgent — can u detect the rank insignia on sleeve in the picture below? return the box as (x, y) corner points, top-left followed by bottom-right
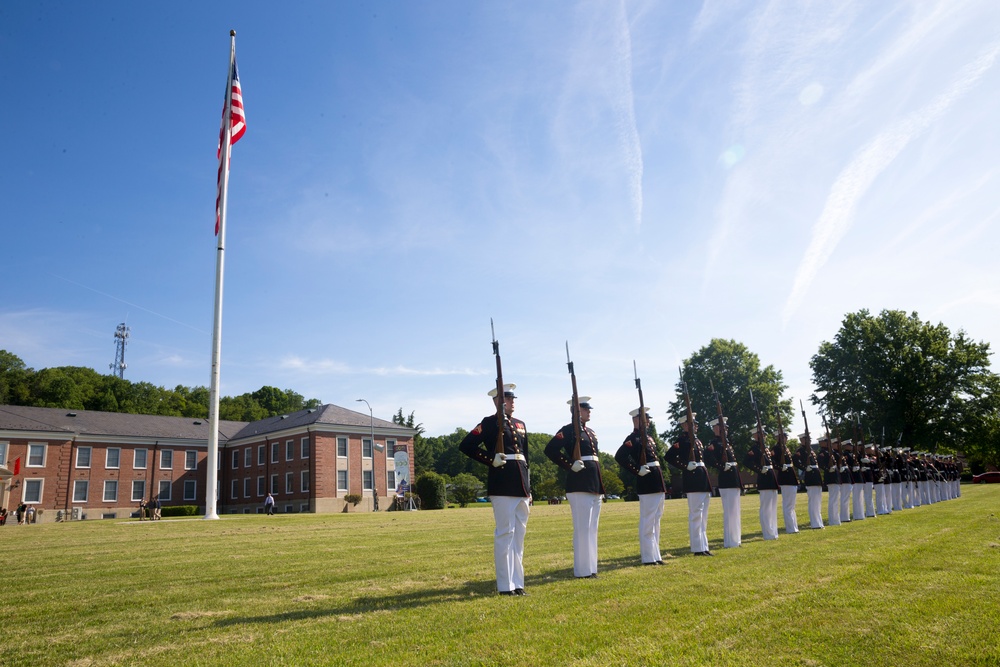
(555, 431), (564, 439)
(471, 424), (482, 435)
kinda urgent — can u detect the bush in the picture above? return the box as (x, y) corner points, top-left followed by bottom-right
(344, 494), (362, 506)
(161, 505), (199, 517)
(414, 472), (447, 510)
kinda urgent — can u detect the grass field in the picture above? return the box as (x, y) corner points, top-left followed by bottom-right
(1, 486), (998, 666)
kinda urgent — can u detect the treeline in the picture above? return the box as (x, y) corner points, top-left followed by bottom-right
(0, 350), (320, 422)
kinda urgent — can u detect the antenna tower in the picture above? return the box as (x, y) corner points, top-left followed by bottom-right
(110, 322), (130, 379)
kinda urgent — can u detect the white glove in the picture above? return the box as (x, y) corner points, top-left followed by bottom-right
(724, 462), (737, 471)
(492, 453), (506, 468)
(761, 465), (773, 473)
(638, 465), (650, 477)
(829, 466), (837, 473)
(686, 461), (698, 471)
(571, 459), (585, 473)
(782, 464), (792, 471)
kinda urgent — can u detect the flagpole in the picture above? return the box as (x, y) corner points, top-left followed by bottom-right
(204, 30), (237, 520)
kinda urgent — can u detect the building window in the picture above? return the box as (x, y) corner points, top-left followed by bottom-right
(105, 448), (121, 469)
(301, 470), (310, 493)
(132, 480), (146, 502)
(76, 446), (92, 469)
(386, 439), (397, 456)
(231, 479), (239, 500)
(285, 440), (294, 461)
(301, 437), (310, 459)
(232, 449), (240, 469)
(160, 450), (173, 470)
(337, 470), (348, 491)
(337, 436), (348, 457)
(134, 449), (148, 469)
(257, 445), (265, 466)
(244, 478), (251, 499)
(24, 479), (43, 503)
(363, 438), (373, 459)
(103, 481), (118, 502)
(257, 476), (265, 497)
(0, 442), (7, 466)
(185, 450), (197, 470)
(300, 503), (310, 513)
(183, 480), (197, 501)
(158, 480), (172, 501)
(285, 472), (294, 494)
(363, 470), (373, 490)
(28, 443), (47, 467)
(387, 470), (396, 491)
(271, 442), (279, 464)
(270, 474), (278, 494)
(244, 447), (253, 468)
(73, 480), (89, 503)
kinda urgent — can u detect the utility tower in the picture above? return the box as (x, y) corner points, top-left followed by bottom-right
(110, 322), (130, 379)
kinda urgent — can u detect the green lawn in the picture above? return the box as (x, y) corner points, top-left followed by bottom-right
(2, 486), (998, 666)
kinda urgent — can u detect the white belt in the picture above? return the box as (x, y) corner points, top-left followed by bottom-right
(761, 466), (773, 473)
(852, 466), (860, 472)
(580, 456), (599, 462)
(724, 462), (738, 471)
(840, 466), (849, 472)
(829, 467), (837, 472)
(505, 454), (526, 462)
(692, 461), (705, 468)
(643, 461), (660, 467)
(782, 464), (793, 471)
(807, 465), (819, 471)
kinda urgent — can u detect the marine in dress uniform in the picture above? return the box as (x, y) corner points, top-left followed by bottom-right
(459, 384), (531, 596)
(793, 432), (824, 529)
(874, 446), (891, 515)
(744, 428), (779, 541)
(614, 407), (666, 565)
(773, 431), (800, 534)
(838, 440), (854, 523)
(861, 444), (876, 518)
(706, 416), (742, 548)
(664, 413), (714, 555)
(545, 397), (604, 578)
(816, 435), (841, 526)
(890, 448), (905, 511)
(845, 442), (866, 521)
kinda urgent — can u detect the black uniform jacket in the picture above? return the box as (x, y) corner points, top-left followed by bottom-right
(773, 444), (799, 486)
(818, 448), (840, 486)
(706, 436), (742, 490)
(614, 431), (666, 495)
(459, 414), (530, 497)
(793, 446), (824, 487)
(744, 444), (779, 491)
(665, 432), (713, 494)
(545, 423), (605, 495)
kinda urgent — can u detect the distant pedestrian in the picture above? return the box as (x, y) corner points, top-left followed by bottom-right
(264, 493), (275, 515)
(151, 497), (161, 520)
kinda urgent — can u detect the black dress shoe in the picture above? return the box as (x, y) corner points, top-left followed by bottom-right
(642, 562), (656, 566)
(498, 590), (515, 596)
(514, 588), (527, 596)
(587, 573), (598, 578)
(654, 560), (665, 565)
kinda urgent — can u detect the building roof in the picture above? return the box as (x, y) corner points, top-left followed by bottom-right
(229, 404), (409, 440)
(0, 405), (246, 440)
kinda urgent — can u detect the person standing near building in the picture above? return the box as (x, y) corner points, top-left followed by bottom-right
(614, 407), (665, 565)
(151, 496), (161, 520)
(794, 432), (824, 529)
(545, 397), (603, 578)
(706, 416), (742, 548)
(264, 492), (275, 516)
(744, 428), (779, 541)
(460, 384), (531, 595)
(665, 413), (714, 556)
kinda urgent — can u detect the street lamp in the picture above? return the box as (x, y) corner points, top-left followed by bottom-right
(356, 398), (380, 511)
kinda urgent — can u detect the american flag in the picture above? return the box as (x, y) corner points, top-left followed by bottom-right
(215, 59), (246, 235)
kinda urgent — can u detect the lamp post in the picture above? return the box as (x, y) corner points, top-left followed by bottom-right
(356, 399), (379, 511)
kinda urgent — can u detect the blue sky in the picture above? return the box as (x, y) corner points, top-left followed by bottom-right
(3, 1), (999, 440)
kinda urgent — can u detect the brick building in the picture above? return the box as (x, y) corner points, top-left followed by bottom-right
(0, 404), (415, 522)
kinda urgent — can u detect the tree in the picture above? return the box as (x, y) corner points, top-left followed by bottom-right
(665, 339), (792, 458)
(810, 309), (998, 458)
(414, 471), (447, 510)
(393, 408), (426, 473)
(449, 473), (483, 507)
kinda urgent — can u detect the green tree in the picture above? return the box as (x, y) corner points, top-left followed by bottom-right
(449, 472), (483, 507)
(810, 309), (998, 458)
(414, 471), (447, 510)
(665, 339), (792, 457)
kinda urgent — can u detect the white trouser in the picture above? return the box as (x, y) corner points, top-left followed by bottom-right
(759, 489), (779, 540)
(852, 483), (865, 521)
(686, 492), (711, 553)
(902, 481), (911, 508)
(891, 483), (902, 511)
(491, 495), (530, 593)
(719, 487), (742, 547)
(864, 482), (875, 517)
(827, 484), (841, 526)
(806, 486), (824, 528)
(840, 484), (852, 522)
(930, 481), (940, 503)
(638, 492), (664, 563)
(780, 485), (799, 533)
(567, 492), (602, 577)
(875, 484), (888, 515)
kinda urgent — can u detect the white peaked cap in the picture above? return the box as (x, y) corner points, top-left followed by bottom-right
(629, 407), (652, 417)
(488, 383), (516, 398)
(707, 417), (727, 427)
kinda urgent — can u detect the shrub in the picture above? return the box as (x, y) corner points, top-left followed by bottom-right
(161, 505), (199, 517)
(414, 472), (447, 510)
(344, 494), (363, 506)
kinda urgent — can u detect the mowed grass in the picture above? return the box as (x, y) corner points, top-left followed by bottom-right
(1, 486), (998, 667)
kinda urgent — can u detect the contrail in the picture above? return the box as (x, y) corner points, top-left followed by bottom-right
(613, 0), (643, 229)
(781, 41), (1000, 327)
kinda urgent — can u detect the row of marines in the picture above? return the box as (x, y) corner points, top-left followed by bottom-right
(458, 385), (961, 596)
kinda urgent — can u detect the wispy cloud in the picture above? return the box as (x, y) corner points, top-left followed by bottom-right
(782, 40), (1000, 326)
(613, 0), (643, 229)
(279, 356), (484, 377)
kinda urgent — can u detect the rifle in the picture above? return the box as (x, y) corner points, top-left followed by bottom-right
(566, 342), (583, 463)
(679, 367), (697, 464)
(799, 399), (818, 471)
(749, 387), (777, 486)
(830, 414), (848, 475)
(821, 414), (835, 475)
(490, 319), (506, 460)
(633, 361), (648, 466)
(774, 403), (792, 481)
(800, 400), (810, 442)
(710, 378), (742, 491)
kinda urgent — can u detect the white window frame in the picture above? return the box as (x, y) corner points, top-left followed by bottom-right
(257, 445), (266, 466)
(106, 447), (121, 469)
(285, 440), (294, 462)
(73, 479), (89, 503)
(243, 477), (251, 499)
(285, 471), (294, 494)
(183, 480), (197, 501)
(257, 476), (266, 497)
(28, 443), (47, 467)
(362, 438), (373, 459)
(76, 446), (92, 469)
(363, 469), (373, 491)
(231, 479), (239, 500)
(301, 437), (310, 459)
(244, 447), (253, 468)
(337, 470), (348, 491)
(131, 480), (146, 502)
(232, 449), (240, 469)
(103, 480), (118, 502)
(24, 478), (43, 503)
(158, 480), (172, 501)
(387, 469), (396, 491)
(337, 436), (348, 458)
(0, 442), (7, 466)
(386, 439), (397, 457)
(160, 450), (173, 470)
(270, 474), (278, 494)
(301, 470), (310, 493)
(185, 450), (197, 471)
(133, 448), (148, 469)
(271, 442), (279, 464)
